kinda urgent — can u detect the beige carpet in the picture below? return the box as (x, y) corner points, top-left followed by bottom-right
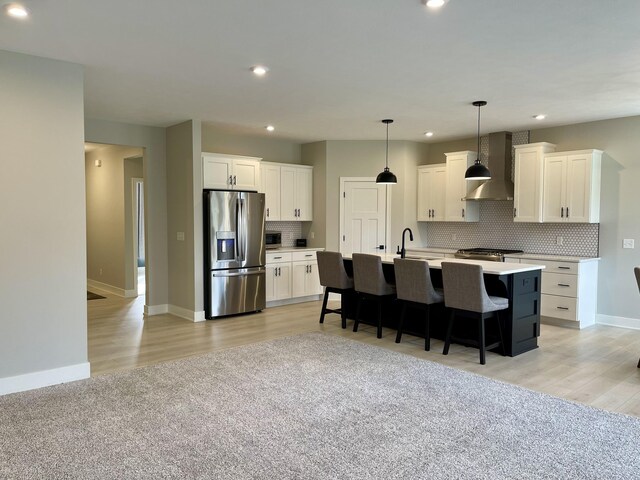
(1, 333), (639, 479)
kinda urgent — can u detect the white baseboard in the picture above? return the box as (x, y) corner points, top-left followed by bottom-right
(87, 279), (137, 298)
(267, 295), (323, 308)
(0, 362), (90, 396)
(144, 304), (169, 316)
(596, 314), (640, 331)
(168, 304), (206, 322)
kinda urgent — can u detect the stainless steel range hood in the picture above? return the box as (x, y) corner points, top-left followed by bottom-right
(463, 131), (514, 201)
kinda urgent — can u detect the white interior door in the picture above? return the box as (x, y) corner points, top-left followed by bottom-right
(340, 179), (388, 255)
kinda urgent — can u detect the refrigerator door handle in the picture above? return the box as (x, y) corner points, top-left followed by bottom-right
(237, 198), (246, 262)
(212, 267), (265, 278)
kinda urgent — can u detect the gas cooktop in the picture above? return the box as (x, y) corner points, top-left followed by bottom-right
(454, 248), (523, 262)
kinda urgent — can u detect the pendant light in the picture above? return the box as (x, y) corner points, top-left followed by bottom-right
(465, 101), (491, 180)
(376, 119), (397, 185)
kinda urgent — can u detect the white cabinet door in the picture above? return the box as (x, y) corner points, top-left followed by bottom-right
(280, 166), (296, 220)
(203, 155), (232, 189)
(445, 152), (479, 222)
(417, 167), (431, 221)
(292, 261), (322, 297)
(542, 155), (567, 222)
(202, 153), (261, 190)
(275, 264), (291, 300)
(265, 265), (277, 302)
(233, 159), (261, 191)
(513, 143), (556, 223)
(296, 167), (313, 221)
(431, 166), (447, 221)
(262, 163), (281, 220)
(565, 153), (592, 223)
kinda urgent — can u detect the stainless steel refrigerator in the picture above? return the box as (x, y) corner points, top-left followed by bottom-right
(204, 190), (266, 318)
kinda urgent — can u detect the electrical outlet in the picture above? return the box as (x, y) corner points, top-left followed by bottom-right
(556, 236), (563, 246)
(623, 239), (635, 249)
(177, 232), (185, 241)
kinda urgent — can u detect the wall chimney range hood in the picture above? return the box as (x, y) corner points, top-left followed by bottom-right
(463, 131), (514, 201)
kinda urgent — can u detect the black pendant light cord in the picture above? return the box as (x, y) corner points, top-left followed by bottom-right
(385, 121), (389, 169)
(476, 103), (481, 163)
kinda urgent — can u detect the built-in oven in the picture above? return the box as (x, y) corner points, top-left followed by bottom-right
(265, 230), (282, 249)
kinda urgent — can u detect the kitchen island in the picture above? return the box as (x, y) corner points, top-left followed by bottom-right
(342, 254), (545, 356)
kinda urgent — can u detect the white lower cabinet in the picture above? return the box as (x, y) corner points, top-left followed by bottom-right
(266, 249), (323, 305)
(505, 256), (599, 328)
(266, 253), (292, 301)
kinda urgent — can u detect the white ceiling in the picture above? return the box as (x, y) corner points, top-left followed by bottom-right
(1, 0), (639, 142)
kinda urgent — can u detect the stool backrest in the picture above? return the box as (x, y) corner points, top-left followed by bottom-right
(635, 266), (640, 293)
(352, 253), (388, 295)
(393, 258), (439, 305)
(316, 251), (352, 289)
(441, 262), (493, 313)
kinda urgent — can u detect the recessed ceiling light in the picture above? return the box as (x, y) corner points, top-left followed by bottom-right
(5, 3), (28, 18)
(251, 65), (268, 77)
(534, 114), (546, 120)
(265, 125), (275, 132)
(424, 131), (434, 137)
(422, 0), (449, 9)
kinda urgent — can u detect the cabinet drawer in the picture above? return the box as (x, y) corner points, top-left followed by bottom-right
(542, 272), (578, 297)
(292, 250), (318, 262)
(266, 252), (292, 264)
(524, 259), (578, 274)
(541, 294), (578, 321)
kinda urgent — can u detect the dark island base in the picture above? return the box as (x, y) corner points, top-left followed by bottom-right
(341, 260), (541, 357)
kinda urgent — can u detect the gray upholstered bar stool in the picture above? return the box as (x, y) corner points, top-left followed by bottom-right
(352, 253), (396, 339)
(316, 251), (354, 329)
(393, 258), (444, 351)
(441, 262), (507, 365)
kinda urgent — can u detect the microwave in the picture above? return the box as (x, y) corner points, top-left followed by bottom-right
(265, 231), (282, 249)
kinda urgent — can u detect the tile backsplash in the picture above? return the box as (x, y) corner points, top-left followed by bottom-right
(422, 130), (600, 257)
(266, 221), (302, 248)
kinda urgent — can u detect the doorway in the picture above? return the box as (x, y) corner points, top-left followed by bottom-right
(339, 177), (390, 255)
(132, 177), (145, 295)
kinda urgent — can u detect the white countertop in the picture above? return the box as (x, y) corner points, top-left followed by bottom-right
(266, 247), (324, 253)
(504, 253), (600, 263)
(343, 253), (544, 275)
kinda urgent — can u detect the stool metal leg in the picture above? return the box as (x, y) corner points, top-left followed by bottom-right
(395, 302), (407, 343)
(479, 314), (486, 365)
(319, 289), (329, 324)
(353, 296), (362, 332)
(496, 310), (505, 356)
(424, 304), (431, 351)
(376, 298), (383, 339)
(443, 309), (455, 355)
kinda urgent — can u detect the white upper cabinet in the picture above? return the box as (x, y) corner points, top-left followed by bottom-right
(281, 165), (313, 221)
(417, 164), (446, 221)
(262, 162), (313, 222)
(261, 163), (281, 220)
(444, 151), (479, 222)
(513, 143), (556, 222)
(202, 152), (261, 190)
(542, 150), (602, 223)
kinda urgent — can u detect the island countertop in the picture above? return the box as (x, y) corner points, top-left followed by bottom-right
(343, 253), (545, 275)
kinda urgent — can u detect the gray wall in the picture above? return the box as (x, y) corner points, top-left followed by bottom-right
(0, 51), (87, 377)
(84, 119), (168, 310)
(85, 145), (142, 292)
(201, 123), (301, 164)
(310, 140), (429, 253)
(530, 116), (640, 321)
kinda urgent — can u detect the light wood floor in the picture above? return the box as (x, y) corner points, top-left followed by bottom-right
(88, 293), (640, 417)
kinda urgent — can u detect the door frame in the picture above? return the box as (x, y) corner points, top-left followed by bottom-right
(339, 177), (392, 255)
(131, 176), (144, 296)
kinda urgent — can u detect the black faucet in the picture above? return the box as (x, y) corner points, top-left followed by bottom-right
(400, 228), (414, 259)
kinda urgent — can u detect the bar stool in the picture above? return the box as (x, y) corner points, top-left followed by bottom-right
(352, 253), (396, 339)
(441, 262), (507, 365)
(393, 258), (444, 351)
(316, 251), (354, 329)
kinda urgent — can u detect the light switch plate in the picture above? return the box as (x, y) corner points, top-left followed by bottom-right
(623, 239), (634, 249)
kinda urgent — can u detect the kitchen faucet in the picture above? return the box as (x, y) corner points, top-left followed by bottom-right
(400, 228), (414, 259)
